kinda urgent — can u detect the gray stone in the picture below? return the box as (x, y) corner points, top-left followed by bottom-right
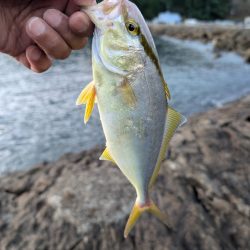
(0, 96), (250, 250)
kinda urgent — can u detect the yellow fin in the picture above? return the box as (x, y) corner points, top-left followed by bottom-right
(164, 82), (171, 100)
(124, 200), (172, 238)
(124, 202), (141, 238)
(149, 106), (187, 188)
(99, 148), (115, 164)
(84, 88), (96, 124)
(76, 81), (95, 105)
(149, 201), (172, 228)
(76, 81), (96, 124)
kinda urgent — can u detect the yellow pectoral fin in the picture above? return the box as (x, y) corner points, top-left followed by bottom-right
(164, 82), (171, 100)
(76, 81), (96, 124)
(119, 78), (137, 108)
(149, 106), (187, 188)
(99, 148), (116, 164)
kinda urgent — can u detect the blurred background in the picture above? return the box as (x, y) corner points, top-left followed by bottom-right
(0, 1), (250, 250)
(134, 0), (250, 20)
(0, 0), (250, 174)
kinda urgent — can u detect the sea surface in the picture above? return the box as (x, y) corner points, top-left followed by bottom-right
(0, 37), (250, 174)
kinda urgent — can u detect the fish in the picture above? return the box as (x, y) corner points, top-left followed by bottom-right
(76, 0), (187, 238)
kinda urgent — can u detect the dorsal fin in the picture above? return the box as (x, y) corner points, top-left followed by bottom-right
(164, 82), (171, 99)
(149, 106), (186, 188)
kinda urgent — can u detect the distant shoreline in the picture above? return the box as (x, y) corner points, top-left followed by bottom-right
(148, 23), (250, 63)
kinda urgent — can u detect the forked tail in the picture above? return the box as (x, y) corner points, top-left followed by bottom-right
(124, 199), (172, 238)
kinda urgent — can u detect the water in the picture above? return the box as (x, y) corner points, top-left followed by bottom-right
(0, 37), (250, 174)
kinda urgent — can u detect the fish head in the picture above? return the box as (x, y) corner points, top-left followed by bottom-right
(84, 0), (123, 27)
(83, 0), (158, 74)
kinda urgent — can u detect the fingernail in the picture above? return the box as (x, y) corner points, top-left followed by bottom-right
(76, 18), (87, 33)
(44, 10), (62, 27)
(70, 13), (88, 33)
(31, 48), (42, 61)
(28, 17), (46, 37)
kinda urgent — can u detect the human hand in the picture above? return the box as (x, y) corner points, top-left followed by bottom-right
(0, 0), (95, 73)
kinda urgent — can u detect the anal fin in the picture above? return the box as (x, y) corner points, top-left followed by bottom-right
(76, 81), (96, 124)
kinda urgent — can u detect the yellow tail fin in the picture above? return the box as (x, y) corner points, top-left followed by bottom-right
(124, 200), (172, 238)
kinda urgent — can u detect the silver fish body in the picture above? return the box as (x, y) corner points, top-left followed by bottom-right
(93, 30), (167, 203)
(77, 0), (186, 237)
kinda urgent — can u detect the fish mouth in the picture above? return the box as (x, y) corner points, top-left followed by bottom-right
(83, 0), (126, 30)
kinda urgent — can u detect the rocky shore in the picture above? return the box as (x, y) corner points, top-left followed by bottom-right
(1, 96), (250, 250)
(149, 23), (250, 63)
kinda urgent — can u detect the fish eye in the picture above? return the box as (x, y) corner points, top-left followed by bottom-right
(128, 24), (135, 32)
(126, 20), (140, 36)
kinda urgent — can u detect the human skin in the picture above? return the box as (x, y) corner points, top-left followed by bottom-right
(0, 0), (95, 73)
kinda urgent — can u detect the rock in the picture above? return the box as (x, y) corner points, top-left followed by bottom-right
(244, 16), (250, 29)
(148, 23), (250, 63)
(0, 96), (250, 250)
(184, 18), (199, 26)
(153, 11), (182, 25)
(245, 48), (250, 63)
